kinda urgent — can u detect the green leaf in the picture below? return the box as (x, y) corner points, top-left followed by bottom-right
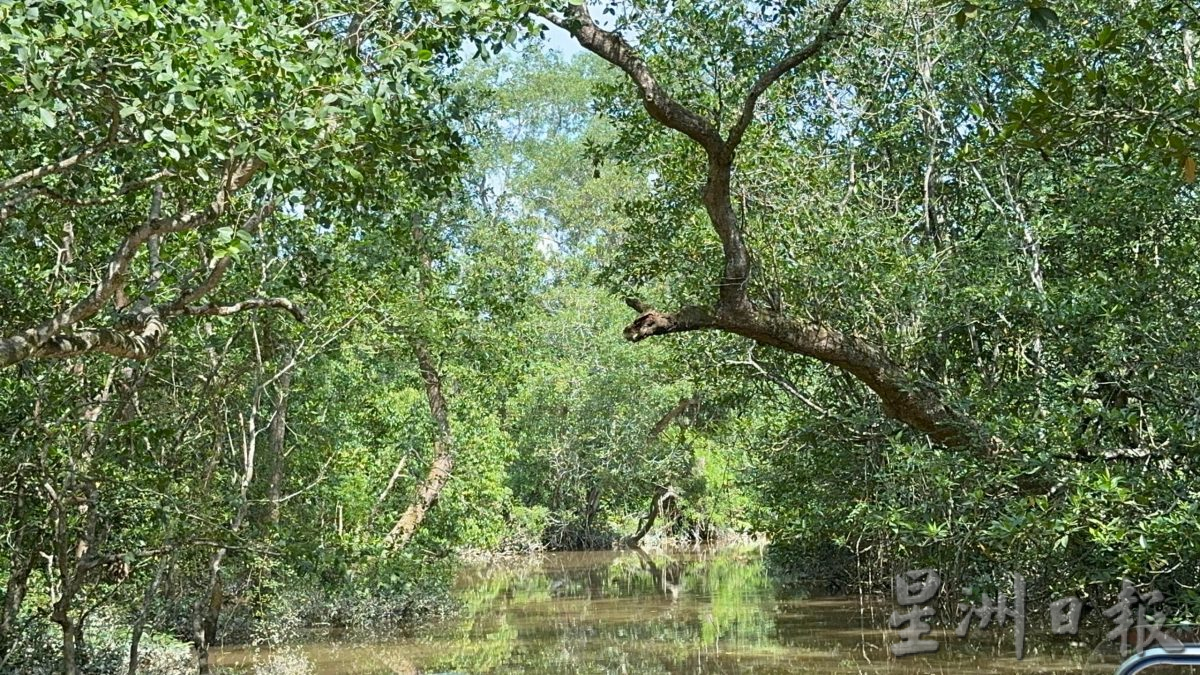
(38, 107), (56, 128)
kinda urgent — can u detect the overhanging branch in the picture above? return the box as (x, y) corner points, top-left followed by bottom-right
(562, 1), (985, 451)
(541, 4), (723, 153)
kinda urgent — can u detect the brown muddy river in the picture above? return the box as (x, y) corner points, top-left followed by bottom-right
(214, 547), (1180, 674)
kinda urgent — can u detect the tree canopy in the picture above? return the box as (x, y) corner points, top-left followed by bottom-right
(1, 0), (1199, 672)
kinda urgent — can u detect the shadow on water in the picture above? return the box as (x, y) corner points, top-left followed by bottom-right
(214, 547), (1133, 674)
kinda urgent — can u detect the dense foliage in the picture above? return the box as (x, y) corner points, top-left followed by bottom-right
(1, 0), (1198, 672)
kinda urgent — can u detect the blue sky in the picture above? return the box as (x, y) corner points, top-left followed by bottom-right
(538, 18), (585, 57)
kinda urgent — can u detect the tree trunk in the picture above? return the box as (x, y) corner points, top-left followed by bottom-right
(57, 613), (78, 675)
(126, 549), (170, 675)
(623, 487), (677, 548)
(265, 364), (292, 525)
(193, 329), (273, 673)
(0, 474), (37, 662)
(384, 339), (454, 550)
(193, 549), (226, 675)
(0, 549), (35, 661)
(548, 1), (991, 453)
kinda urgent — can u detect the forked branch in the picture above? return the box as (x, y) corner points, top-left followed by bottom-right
(555, 1), (990, 450)
(725, 0), (853, 151)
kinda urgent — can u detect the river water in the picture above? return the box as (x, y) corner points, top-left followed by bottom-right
(214, 547), (1159, 674)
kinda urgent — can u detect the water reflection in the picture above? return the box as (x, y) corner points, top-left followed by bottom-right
(215, 547), (1129, 674)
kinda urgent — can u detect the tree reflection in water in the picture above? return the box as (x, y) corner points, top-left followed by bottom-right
(215, 547), (1125, 674)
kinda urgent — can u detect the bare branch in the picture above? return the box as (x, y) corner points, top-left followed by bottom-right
(541, 4), (723, 153)
(0, 143), (115, 196)
(180, 298), (306, 324)
(726, 0), (853, 151)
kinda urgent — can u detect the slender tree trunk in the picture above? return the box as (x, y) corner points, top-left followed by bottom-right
(582, 484), (601, 532)
(0, 550), (34, 658)
(266, 363), (292, 525)
(50, 502), (82, 675)
(384, 339), (454, 550)
(0, 478), (36, 661)
(382, 218), (458, 551)
(193, 549), (226, 675)
(624, 488), (677, 548)
(58, 614), (79, 675)
(126, 548), (170, 675)
(194, 327), (272, 673)
(49, 368), (118, 675)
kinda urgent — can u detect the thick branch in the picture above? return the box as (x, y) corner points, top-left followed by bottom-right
(703, 155), (753, 309)
(542, 5), (723, 154)
(624, 302), (987, 450)
(725, 309), (985, 449)
(622, 301), (716, 342)
(22, 315), (167, 362)
(10, 294), (303, 364)
(725, 0), (853, 151)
